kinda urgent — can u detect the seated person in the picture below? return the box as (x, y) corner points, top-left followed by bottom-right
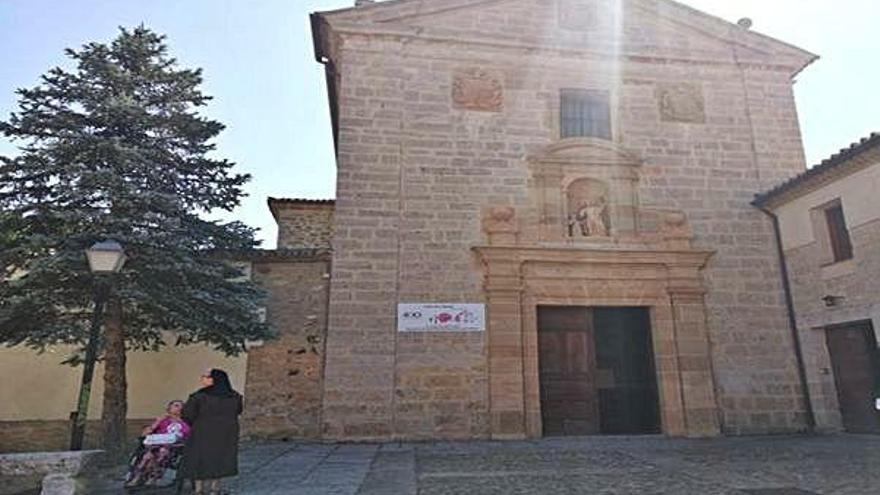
(126, 399), (190, 487)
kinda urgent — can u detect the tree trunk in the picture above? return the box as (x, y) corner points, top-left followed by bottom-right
(101, 299), (127, 458)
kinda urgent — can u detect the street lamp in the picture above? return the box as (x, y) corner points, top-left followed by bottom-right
(85, 240), (127, 273)
(70, 240), (126, 451)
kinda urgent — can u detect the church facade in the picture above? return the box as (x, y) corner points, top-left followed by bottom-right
(282, 0), (820, 441)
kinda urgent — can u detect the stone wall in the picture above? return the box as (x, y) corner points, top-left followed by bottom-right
(784, 215), (880, 431)
(317, 0), (815, 439)
(270, 199), (335, 249)
(242, 256), (330, 440)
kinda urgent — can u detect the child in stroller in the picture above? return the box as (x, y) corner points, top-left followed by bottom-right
(124, 400), (190, 490)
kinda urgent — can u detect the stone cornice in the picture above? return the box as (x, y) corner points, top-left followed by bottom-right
(219, 248), (332, 263)
(268, 197), (335, 222)
(315, 0), (815, 73)
(329, 23), (804, 75)
(473, 245), (714, 269)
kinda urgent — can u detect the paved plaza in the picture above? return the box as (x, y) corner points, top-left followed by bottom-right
(63, 434), (880, 494)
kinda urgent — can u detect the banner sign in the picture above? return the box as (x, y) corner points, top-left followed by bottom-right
(397, 303), (485, 332)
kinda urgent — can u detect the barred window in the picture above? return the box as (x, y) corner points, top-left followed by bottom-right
(560, 89), (611, 139)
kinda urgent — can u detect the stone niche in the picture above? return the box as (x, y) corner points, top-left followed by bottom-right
(475, 138), (721, 440)
(527, 137), (642, 243)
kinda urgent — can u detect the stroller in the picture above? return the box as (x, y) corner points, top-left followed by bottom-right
(123, 434), (187, 493)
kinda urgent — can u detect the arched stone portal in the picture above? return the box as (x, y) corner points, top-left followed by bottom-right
(476, 139), (720, 439)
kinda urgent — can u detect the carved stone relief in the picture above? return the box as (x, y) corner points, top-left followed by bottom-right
(482, 206), (517, 245)
(558, 0), (599, 30)
(452, 69), (503, 112)
(657, 83), (706, 124)
(566, 178), (610, 237)
(484, 206), (516, 231)
(661, 211), (693, 249)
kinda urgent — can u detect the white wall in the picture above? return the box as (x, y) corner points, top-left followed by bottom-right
(0, 341), (247, 421)
(774, 160), (880, 250)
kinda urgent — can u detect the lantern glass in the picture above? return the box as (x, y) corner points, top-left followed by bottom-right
(85, 240), (126, 274)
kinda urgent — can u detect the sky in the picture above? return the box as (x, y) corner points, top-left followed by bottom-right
(0, 0), (877, 248)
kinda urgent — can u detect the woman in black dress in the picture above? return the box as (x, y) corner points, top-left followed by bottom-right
(181, 368), (243, 494)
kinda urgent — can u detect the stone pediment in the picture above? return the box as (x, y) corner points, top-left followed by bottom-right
(315, 0), (816, 74)
(527, 138), (642, 167)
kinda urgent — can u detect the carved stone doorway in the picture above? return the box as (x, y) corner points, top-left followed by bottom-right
(476, 244), (721, 440)
(477, 138), (720, 439)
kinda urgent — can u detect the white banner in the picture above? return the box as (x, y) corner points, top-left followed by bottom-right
(397, 303), (485, 332)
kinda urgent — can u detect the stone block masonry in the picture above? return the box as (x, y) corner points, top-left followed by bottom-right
(243, 254), (331, 440)
(268, 198), (335, 249)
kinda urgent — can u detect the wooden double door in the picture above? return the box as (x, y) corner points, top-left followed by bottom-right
(825, 320), (880, 433)
(537, 306), (660, 436)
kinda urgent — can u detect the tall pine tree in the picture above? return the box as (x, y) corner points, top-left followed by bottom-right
(0, 26), (272, 454)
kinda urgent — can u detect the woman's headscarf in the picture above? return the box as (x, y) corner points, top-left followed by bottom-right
(201, 368), (237, 397)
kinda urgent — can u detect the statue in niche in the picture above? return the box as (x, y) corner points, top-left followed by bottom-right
(566, 178), (609, 238)
(569, 197), (608, 237)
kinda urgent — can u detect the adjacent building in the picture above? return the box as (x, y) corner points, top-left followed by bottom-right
(754, 133), (880, 434)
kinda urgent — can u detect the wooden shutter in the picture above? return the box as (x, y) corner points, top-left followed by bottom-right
(825, 204), (853, 262)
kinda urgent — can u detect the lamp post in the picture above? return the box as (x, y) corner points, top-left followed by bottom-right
(69, 240), (126, 451)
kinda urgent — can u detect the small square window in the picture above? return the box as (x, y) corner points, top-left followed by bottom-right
(824, 203), (853, 263)
(560, 89), (611, 140)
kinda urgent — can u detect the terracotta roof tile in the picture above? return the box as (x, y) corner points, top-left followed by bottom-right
(753, 132), (880, 207)
(218, 248), (331, 262)
(267, 197), (335, 205)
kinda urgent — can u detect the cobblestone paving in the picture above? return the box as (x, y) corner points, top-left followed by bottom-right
(74, 434), (879, 494)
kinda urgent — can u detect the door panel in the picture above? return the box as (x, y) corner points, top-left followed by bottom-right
(538, 307), (599, 436)
(826, 322), (880, 433)
(594, 308), (661, 434)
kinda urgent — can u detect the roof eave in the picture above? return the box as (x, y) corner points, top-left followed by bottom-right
(267, 197), (336, 222)
(753, 133), (880, 208)
(791, 53), (820, 80)
(310, 12), (326, 62)
(310, 11), (340, 155)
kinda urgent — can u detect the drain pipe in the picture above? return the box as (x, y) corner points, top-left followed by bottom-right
(755, 204), (816, 432)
